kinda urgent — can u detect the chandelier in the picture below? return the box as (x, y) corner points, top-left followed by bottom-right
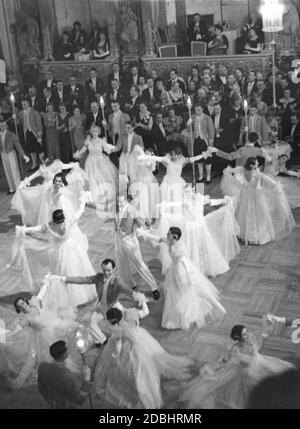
(260, 0), (284, 33)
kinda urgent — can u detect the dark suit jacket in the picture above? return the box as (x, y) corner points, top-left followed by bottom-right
(141, 88), (156, 108)
(29, 96), (43, 112)
(242, 80), (258, 98)
(187, 21), (208, 42)
(85, 78), (105, 100)
(53, 89), (67, 107)
(39, 79), (58, 93)
(85, 110), (104, 136)
(150, 122), (168, 155)
(63, 84), (85, 110)
(66, 272), (133, 307)
(38, 362), (86, 409)
(125, 95), (141, 119)
(39, 95), (59, 113)
(107, 72), (126, 87)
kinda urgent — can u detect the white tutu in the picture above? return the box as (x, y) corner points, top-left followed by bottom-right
(0, 300), (78, 389)
(220, 167), (295, 245)
(84, 138), (117, 203)
(94, 309), (192, 409)
(161, 242), (226, 330)
(180, 334), (295, 409)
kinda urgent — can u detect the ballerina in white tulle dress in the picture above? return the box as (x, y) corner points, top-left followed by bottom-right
(129, 147), (160, 221)
(179, 324), (294, 409)
(140, 227), (226, 330)
(74, 125), (117, 205)
(265, 153), (300, 209)
(157, 184), (240, 277)
(11, 159), (87, 225)
(138, 146), (213, 204)
(220, 157), (295, 245)
(0, 296), (78, 389)
(15, 193), (97, 310)
(94, 299), (192, 409)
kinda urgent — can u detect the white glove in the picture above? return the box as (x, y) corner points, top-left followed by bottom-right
(23, 156), (30, 163)
(49, 275), (66, 282)
(266, 314), (286, 324)
(222, 195), (232, 205)
(187, 118), (193, 126)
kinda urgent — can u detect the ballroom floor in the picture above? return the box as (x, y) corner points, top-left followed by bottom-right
(0, 164), (300, 409)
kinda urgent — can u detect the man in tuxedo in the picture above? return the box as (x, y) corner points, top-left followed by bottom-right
(40, 87), (59, 113)
(53, 80), (66, 106)
(166, 69), (186, 92)
(141, 77), (156, 109)
(64, 75), (85, 111)
(107, 62), (126, 88)
(187, 13), (208, 43)
(203, 93), (216, 118)
(107, 79), (126, 110)
(239, 104), (268, 146)
(0, 118), (29, 194)
(18, 98), (45, 172)
(187, 102), (215, 183)
(38, 341), (92, 409)
(114, 121), (144, 195)
(62, 258), (155, 340)
(124, 85), (141, 119)
(39, 69), (58, 94)
(286, 113), (300, 165)
(215, 131), (269, 168)
(104, 101), (130, 145)
(214, 65), (228, 91)
(28, 85), (42, 112)
(85, 68), (105, 102)
(211, 104), (228, 175)
(127, 64), (141, 89)
(151, 111), (168, 155)
(243, 70), (258, 99)
(85, 100), (105, 136)
(222, 95), (244, 152)
(202, 73), (218, 93)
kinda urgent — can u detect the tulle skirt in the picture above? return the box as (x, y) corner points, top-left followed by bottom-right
(271, 175), (300, 209)
(158, 214), (230, 277)
(130, 172), (160, 220)
(43, 231), (97, 310)
(180, 353), (294, 409)
(162, 257), (226, 330)
(94, 326), (192, 409)
(0, 307), (77, 389)
(221, 173), (295, 245)
(160, 175), (186, 204)
(85, 154), (117, 203)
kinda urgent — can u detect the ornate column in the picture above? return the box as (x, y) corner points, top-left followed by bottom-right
(107, 1), (120, 59)
(37, 0), (59, 60)
(0, 0), (19, 71)
(142, 0), (156, 58)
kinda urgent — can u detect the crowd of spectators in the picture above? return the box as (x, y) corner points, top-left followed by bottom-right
(1, 59), (300, 176)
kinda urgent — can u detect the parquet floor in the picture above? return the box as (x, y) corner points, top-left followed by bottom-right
(0, 164), (299, 408)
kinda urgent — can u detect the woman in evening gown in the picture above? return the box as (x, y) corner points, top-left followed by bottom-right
(0, 296), (78, 389)
(41, 103), (60, 160)
(180, 324), (294, 409)
(265, 153), (300, 209)
(158, 184), (240, 276)
(69, 106), (86, 169)
(220, 157), (295, 245)
(15, 194), (97, 310)
(56, 104), (73, 163)
(94, 299), (192, 409)
(139, 146), (213, 205)
(74, 125), (117, 204)
(140, 227), (226, 330)
(129, 147), (160, 221)
(11, 159), (87, 225)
